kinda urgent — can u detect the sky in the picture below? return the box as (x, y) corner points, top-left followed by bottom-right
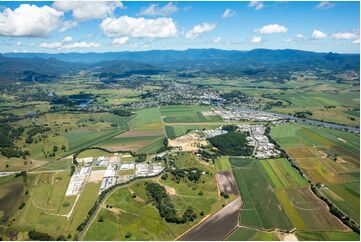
(0, 1), (359, 54)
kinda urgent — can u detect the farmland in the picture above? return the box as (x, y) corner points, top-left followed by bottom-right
(226, 227), (278, 241)
(271, 123), (360, 225)
(160, 105), (222, 123)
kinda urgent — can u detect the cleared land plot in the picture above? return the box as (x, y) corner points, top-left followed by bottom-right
(179, 197), (243, 241)
(230, 158), (293, 230)
(295, 231), (359, 241)
(214, 156), (232, 172)
(216, 172), (239, 195)
(260, 158), (308, 189)
(275, 187), (348, 231)
(320, 182), (360, 223)
(226, 226), (278, 241)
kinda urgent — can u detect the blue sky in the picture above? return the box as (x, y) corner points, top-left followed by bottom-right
(0, 1), (359, 53)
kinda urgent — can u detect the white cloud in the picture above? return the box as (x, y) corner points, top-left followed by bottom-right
(213, 36), (222, 44)
(53, 1), (123, 21)
(352, 39), (360, 44)
(185, 22), (216, 39)
(251, 36), (262, 44)
(16, 41), (22, 46)
(312, 30), (327, 39)
(0, 4), (63, 37)
(139, 2), (178, 16)
(59, 20), (77, 32)
(39, 41), (100, 50)
(296, 33), (305, 38)
(101, 16), (178, 38)
(222, 8), (236, 18)
(255, 24), (288, 34)
(315, 1), (335, 10)
(112, 37), (129, 45)
(63, 36), (73, 42)
(332, 32), (358, 39)
(248, 1), (264, 10)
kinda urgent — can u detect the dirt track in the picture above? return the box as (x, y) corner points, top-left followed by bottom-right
(178, 197), (243, 241)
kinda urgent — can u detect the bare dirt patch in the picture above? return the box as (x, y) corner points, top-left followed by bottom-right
(216, 172), (239, 195)
(165, 185), (177, 196)
(179, 197), (243, 241)
(87, 170), (105, 183)
(168, 132), (208, 152)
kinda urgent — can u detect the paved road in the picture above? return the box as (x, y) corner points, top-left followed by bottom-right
(178, 197), (243, 241)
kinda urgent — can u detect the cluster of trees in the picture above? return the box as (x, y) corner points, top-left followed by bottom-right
(145, 182), (197, 224)
(25, 126), (51, 144)
(169, 167), (202, 183)
(293, 111), (313, 118)
(222, 124), (238, 132)
(1, 147), (29, 159)
(111, 109), (133, 117)
(28, 229), (69, 241)
(208, 132), (253, 156)
(220, 91), (251, 104)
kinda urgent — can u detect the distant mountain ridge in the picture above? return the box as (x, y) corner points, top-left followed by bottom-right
(0, 49), (359, 83)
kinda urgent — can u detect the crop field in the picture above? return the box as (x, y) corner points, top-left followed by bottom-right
(275, 187), (348, 231)
(295, 231), (359, 241)
(230, 158), (293, 230)
(260, 159), (308, 189)
(271, 123), (359, 227)
(97, 135), (162, 152)
(320, 182), (360, 223)
(226, 227), (278, 241)
(160, 105), (222, 123)
(129, 107), (161, 128)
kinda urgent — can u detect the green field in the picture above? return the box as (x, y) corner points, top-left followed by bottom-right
(35, 158), (72, 171)
(160, 105), (222, 123)
(230, 158), (293, 230)
(214, 156), (232, 172)
(165, 124), (220, 139)
(226, 227), (279, 241)
(260, 159), (308, 188)
(320, 182), (360, 223)
(129, 107), (161, 128)
(295, 231), (359, 241)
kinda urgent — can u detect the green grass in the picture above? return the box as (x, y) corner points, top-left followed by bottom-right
(76, 148), (112, 158)
(160, 105), (222, 123)
(137, 137), (165, 154)
(165, 124), (220, 139)
(65, 128), (125, 154)
(35, 159), (72, 171)
(260, 159), (308, 188)
(129, 107), (161, 128)
(214, 156), (232, 172)
(295, 231), (360, 241)
(321, 182), (360, 223)
(226, 227), (278, 241)
(231, 158), (293, 230)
